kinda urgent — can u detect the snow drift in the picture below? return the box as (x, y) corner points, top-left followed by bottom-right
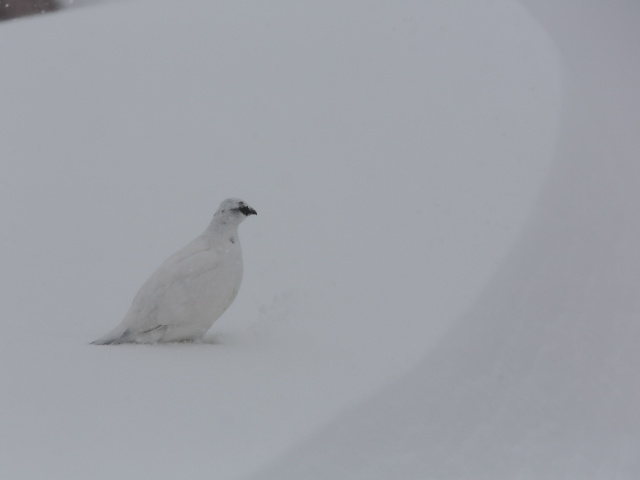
(245, 1), (640, 479)
(2, 0), (624, 479)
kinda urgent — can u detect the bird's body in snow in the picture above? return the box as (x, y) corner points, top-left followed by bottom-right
(92, 198), (257, 344)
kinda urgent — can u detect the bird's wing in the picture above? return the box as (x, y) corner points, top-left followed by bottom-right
(118, 236), (222, 334)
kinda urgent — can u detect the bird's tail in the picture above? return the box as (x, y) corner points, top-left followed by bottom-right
(90, 328), (130, 345)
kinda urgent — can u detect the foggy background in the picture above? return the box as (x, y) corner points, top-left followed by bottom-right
(1, 1), (637, 479)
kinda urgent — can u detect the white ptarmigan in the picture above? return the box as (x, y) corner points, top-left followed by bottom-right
(92, 198), (257, 344)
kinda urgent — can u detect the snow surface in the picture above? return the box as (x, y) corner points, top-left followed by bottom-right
(242, 2), (640, 480)
(0, 0), (598, 478)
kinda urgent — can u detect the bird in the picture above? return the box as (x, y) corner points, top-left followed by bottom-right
(92, 198), (257, 344)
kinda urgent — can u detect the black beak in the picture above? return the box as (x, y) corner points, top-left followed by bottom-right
(238, 205), (257, 216)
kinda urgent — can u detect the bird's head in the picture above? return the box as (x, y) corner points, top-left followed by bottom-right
(214, 198), (257, 224)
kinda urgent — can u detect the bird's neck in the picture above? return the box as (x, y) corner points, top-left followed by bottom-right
(204, 218), (240, 244)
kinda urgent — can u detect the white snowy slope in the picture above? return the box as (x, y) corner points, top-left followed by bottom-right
(245, 1), (640, 480)
(0, 1), (560, 479)
(92, 199), (256, 344)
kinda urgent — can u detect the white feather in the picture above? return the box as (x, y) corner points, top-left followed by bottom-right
(92, 198), (256, 344)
